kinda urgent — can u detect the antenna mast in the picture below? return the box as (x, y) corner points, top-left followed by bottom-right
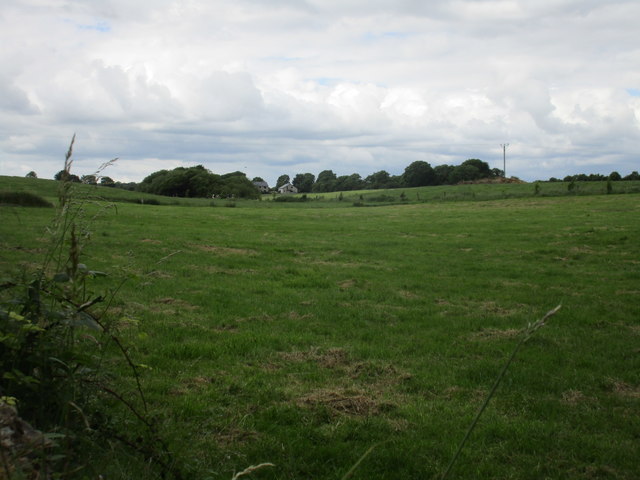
(500, 143), (509, 178)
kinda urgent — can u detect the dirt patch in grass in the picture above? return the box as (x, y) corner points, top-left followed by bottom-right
(191, 244), (258, 256)
(286, 311), (313, 321)
(278, 347), (350, 368)
(338, 279), (356, 290)
(441, 386), (486, 402)
(168, 376), (213, 396)
(151, 297), (199, 312)
(561, 389), (589, 406)
(610, 380), (640, 399)
(398, 290), (420, 300)
(204, 265), (257, 275)
(276, 348), (411, 382)
(479, 301), (522, 317)
(297, 388), (389, 416)
(471, 327), (521, 340)
(141, 238), (162, 244)
(213, 426), (259, 447)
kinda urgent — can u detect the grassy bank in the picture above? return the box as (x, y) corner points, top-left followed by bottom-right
(1, 183), (639, 478)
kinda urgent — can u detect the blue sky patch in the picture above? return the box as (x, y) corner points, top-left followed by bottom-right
(74, 20), (111, 32)
(627, 88), (640, 97)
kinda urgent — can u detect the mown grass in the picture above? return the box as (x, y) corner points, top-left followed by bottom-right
(1, 180), (639, 479)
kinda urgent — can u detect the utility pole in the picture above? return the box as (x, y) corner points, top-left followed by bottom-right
(500, 143), (509, 178)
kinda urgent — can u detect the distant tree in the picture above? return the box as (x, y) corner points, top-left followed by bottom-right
(252, 177), (265, 183)
(364, 170), (392, 189)
(461, 159), (491, 178)
(448, 164), (480, 184)
(100, 176), (115, 187)
(221, 170), (246, 179)
(609, 171), (621, 181)
(587, 173), (606, 181)
(388, 175), (403, 189)
(548, 177), (561, 182)
(402, 161), (435, 187)
(313, 170), (337, 192)
(25, 171), (38, 178)
(292, 173), (315, 193)
(491, 168), (504, 178)
(334, 173), (364, 191)
(138, 165), (257, 199)
(54, 170), (80, 183)
(217, 172), (260, 198)
(622, 171), (639, 181)
(81, 174), (98, 185)
(433, 165), (454, 185)
(275, 175), (290, 190)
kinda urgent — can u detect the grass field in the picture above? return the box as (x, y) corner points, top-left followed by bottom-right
(1, 176), (639, 479)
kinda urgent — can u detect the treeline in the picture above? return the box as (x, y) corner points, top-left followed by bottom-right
(137, 166), (260, 199)
(547, 171), (639, 182)
(53, 165), (260, 198)
(47, 162), (640, 199)
(279, 159), (504, 193)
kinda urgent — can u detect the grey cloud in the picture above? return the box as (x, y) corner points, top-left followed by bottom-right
(0, 75), (40, 114)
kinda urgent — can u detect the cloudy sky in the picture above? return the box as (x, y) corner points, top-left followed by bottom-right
(1, 0), (639, 185)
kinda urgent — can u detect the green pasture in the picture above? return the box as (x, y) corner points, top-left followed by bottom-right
(1, 179), (639, 479)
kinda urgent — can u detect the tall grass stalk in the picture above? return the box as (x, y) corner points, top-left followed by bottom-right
(441, 304), (562, 479)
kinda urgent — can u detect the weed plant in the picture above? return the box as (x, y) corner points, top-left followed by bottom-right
(0, 137), (181, 479)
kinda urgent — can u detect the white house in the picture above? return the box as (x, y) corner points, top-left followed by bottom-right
(278, 182), (298, 194)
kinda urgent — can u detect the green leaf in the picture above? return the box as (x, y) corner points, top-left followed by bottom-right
(8, 311), (25, 322)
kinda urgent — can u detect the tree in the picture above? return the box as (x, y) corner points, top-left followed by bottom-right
(275, 175), (290, 190)
(292, 173), (315, 193)
(448, 164), (480, 184)
(623, 171), (640, 181)
(54, 170), (80, 182)
(252, 177), (265, 183)
(25, 171), (38, 178)
(334, 173), (364, 191)
(402, 161), (435, 187)
(137, 165), (258, 199)
(461, 159), (491, 178)
(609, 171), (621, 181)
(100, 176), (115, 187)
(313, 170), (337, 192)
(81, 174), (98, 185)
(365, 170), (392, 189)
(433, 165), (454, 185)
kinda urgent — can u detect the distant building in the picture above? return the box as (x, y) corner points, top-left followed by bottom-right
(253, 181), (270, 193)
(278, 182), (298, 194)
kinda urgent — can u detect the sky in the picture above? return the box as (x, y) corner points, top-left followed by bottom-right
(1, 0), (639, 186)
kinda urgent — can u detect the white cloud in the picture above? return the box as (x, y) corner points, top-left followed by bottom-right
(1, 0), (639, 184)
